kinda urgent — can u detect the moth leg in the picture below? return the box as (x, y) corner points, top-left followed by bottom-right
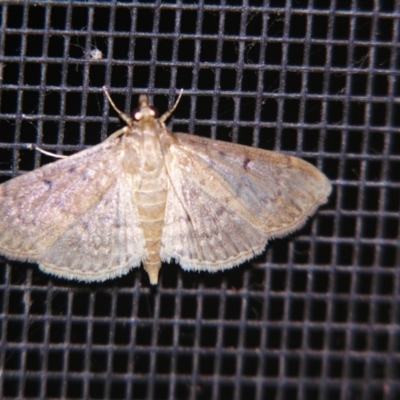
(30, 144), (68, 159)
(103, 86), (133, 128)
(159, 89), (184, 123)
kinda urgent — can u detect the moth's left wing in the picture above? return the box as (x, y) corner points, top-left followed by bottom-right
(160, 133), (331, 272)
(0, 137), (147, 281)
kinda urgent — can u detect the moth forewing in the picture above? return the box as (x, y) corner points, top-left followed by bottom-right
(0, 138), (147, 281)
(159, 133), (331, 273)
(0, 88), (331, 285)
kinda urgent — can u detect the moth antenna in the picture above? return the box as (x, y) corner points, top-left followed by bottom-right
(30, 144), (68, 159)
(102, 86), (133, 128)
(159, 89), (184, 123)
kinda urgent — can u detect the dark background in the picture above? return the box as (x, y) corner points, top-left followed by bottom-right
(0, 1), (399, 399)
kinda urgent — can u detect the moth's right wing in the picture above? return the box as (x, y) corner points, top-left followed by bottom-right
(160, 133), (331, 272)
(0, 137), (147, 281)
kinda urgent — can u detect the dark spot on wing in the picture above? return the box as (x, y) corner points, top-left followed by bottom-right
(218, 151), (226, 157)
(215, 206), (226, 217)
(243, 157), (251, 171)
(68, 166), (77, 174)
(44, 179), (53, 189)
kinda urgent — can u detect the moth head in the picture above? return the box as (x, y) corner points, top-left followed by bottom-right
(132, 95), (159, 122)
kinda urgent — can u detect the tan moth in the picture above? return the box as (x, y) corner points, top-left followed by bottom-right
(0, 87), (331, 284)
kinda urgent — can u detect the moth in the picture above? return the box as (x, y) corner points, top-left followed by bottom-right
(0, 87), (331, 284)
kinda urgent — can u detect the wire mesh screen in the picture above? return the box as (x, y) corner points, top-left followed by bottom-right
(0, 1), (399, 399)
